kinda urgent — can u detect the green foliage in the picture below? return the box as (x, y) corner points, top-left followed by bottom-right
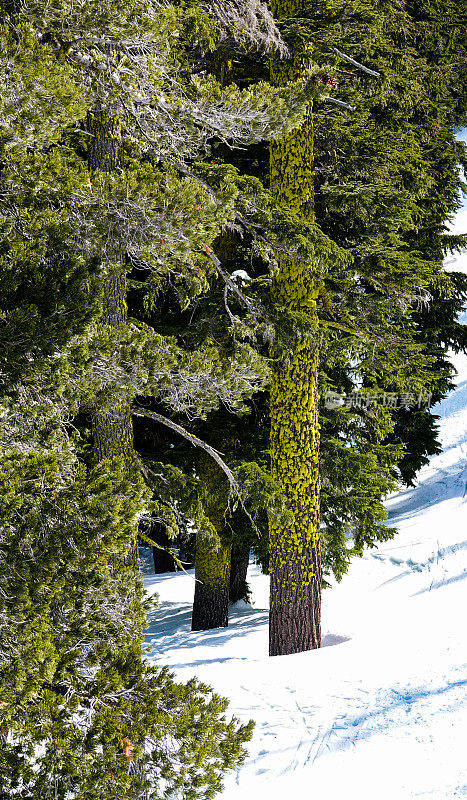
(0, 0), (291, 794)
(0, 359), (252, 797)
(2, 0), (466, 790)
(0, 25), (88, 151)
(171, 0), (467, 588)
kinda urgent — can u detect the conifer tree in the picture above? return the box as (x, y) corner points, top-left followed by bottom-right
(309, 0), (467, 560)
(115, 0), (466, 654)
(263, 0), (466, 653)
(267, 0), (323, 656)
(0, 1), (311, 794)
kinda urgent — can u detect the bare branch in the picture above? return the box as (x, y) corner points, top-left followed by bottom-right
(324, 96), (356, 112)
(133, 405), (260, 534)
(203, 246), (256, 311)
(333, 48), (380, 78)
(133, 406), (237, 488)
(223, 285), (241, 327)
(138, 528), (189, 573)
(207, 0), (287, 54)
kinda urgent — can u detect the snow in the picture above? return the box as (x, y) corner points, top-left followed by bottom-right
(144, 139), (467, 799)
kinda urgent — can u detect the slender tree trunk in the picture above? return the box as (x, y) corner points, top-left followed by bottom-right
(87, 109), (132, 462)
(229, 545), (250, 604)
(192, 456), (231, 631)
(268, 0), (322, 656)
(86, 108), (138, 567)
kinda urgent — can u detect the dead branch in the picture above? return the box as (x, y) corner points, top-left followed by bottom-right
(324, 96), (356, 112)
(333, 48), (380, 78)
(133, 406), (237, 489)
(133, 405), (260, 534)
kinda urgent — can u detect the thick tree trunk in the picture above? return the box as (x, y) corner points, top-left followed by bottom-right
(229, 545), (250, 604)
(87, 108), (121, 174)
(191, 549), (231, 630)
(87, 110), (131, 461)
(192, 457), (231, 631)
(268, 0), (322, 656)
(269, 341), (321, 654)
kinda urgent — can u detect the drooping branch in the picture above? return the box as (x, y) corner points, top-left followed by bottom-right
(133, 406), (238, 490)
(132, 405), (260, 534)
(34, 33), (288, 153)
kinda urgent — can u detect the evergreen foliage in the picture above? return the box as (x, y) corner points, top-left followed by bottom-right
(309, 0), (467, 564)
(0, 0), (301, 794)
(1, 0), (466, 793)
(149, 0), (467, 621)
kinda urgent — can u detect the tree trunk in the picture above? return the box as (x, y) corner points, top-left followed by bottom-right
(191, 543), (231, 630)
(229, 545), (250, 604)
(151, 523), (177, 574)
(268, 0), (322, 656)
(192, 456), (231, 631)
(86, 108), (137, 568)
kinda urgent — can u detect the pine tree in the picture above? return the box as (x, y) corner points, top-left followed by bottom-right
(242, 0), (467, 651)
(309, 0), (467, 555)
(267, 0), (323, 656)
(85, 0), (467, 658)
(0, 2), (306, 794)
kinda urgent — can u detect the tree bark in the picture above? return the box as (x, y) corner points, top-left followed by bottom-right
(86, 107), (137, 568)
(229, 545), (250, 604)
(192, 530), (231, 629)
(191, 564), (230, 630)
(268, 0), (322, 656)
(151, 523), (177, 574)
(192, 456), (231, 631)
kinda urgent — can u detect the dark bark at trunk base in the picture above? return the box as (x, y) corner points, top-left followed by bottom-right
(268, 341), (322, 657)
(229, 546), (250, 604)
(269, 595), (321, 656)
(191, 581), (229, 630)
(192, 455), (231, 630)
(151, 524), (177, 574)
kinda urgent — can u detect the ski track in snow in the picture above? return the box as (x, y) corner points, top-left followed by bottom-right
(144, 137), (467, 800)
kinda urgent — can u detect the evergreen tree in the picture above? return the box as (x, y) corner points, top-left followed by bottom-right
(95, 0), (467, 655)
(267, 0), (323, 656)
(230, 0), (467, 651)
(0, 1), (307, 794)
(309, 0), (467, 560)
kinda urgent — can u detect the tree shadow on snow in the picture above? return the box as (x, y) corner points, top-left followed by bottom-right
(145, 599), (269, 662)
(317, 678), (467, 757)
(144, 598), (350, 666)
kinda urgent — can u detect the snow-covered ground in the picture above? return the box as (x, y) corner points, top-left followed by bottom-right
(144, 138), (467, 800)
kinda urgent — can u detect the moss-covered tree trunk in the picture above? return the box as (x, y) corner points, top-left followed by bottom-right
(192, 456), (231, 631)
(87, 108), (137, 567)
(268, 0), (322, 656)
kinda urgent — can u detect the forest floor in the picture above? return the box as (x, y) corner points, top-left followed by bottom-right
(144, 156), (467, 800)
